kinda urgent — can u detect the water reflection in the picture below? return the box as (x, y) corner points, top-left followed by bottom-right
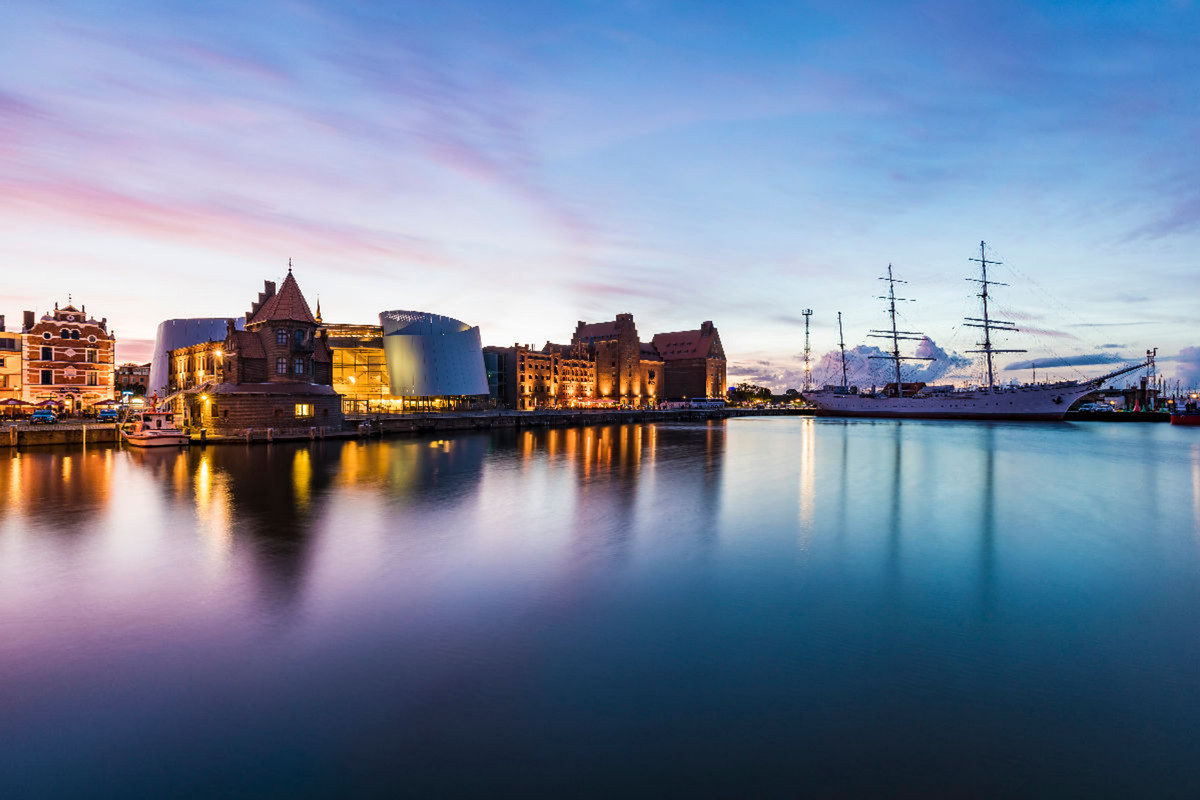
(8, 421), (1200, 796)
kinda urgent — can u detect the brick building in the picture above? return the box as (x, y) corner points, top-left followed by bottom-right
(651, 321), (726, 399)
(20, 303), (115, 413)
(545, 341), (597, 407)
(116, 362), (150, 395)
(171, 269), (342, 434)
(571, 313), (660, 407)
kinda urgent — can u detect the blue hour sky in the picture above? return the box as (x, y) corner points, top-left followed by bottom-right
(2, 0), (1199, 388)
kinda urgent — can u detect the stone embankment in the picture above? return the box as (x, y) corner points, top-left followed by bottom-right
(1, 408), (807, 448)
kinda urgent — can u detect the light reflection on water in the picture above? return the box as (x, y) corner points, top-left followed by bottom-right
(2, 419), (1200, 796)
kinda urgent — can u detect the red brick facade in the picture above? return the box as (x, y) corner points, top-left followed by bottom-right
(21, 304), (116, 412)
(169, 270), (343, 434)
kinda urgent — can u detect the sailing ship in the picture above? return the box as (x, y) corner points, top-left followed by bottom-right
(802, 242), (1151, 421)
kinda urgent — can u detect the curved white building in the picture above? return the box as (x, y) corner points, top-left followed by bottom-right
(379, 310), (488, 397)
(148, 318), (242, 396)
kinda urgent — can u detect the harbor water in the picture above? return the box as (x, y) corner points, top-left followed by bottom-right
(2, 419), (1199, 796)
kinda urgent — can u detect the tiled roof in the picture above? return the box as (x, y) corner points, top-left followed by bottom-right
(639, 343), (663, 361)
(229, 330), (266, 360)
(652, 323), (722, 361)
(249, 273), (316, 326)
(575, 321), (620, 341)
(212, 382), (338, 396)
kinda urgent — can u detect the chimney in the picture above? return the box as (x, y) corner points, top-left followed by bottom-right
(0, 314), (4, 332)
(100, 317), (107, 331)
(23, 310), (34, 332)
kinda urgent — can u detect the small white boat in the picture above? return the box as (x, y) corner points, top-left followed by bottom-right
(122, 410), (189, 447)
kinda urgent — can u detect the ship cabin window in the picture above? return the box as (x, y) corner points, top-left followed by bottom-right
(276, 329), (287, 345)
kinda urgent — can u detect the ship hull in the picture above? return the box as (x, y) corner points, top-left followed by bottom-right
(804, 383), (1097, 421)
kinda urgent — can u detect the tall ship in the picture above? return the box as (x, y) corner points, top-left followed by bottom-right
(803, 242), (1151, 421)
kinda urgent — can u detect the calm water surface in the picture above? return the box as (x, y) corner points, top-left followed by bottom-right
(2, 418), (1200, 797)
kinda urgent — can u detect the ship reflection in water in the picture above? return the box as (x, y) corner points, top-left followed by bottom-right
(2, 419), (1200, 796)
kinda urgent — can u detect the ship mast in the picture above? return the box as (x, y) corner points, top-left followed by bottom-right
(868, 264), (933, 393)
(837, 311), (849, 388)
(964, 241), (1025, 388)
(802, 309), (813, 392)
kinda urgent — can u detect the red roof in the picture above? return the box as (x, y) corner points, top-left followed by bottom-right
(229, 330), (266, 359)
(651, 322), (722, 361)
(574, 321), (620, 341)
(249, 272), (316, 326)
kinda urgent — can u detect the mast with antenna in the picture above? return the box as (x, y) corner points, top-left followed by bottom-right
(868, 264), (934, 395)
(837, 311), (849, 389)
(802, 309), (813, 392)
(964, 241), (1025, 388)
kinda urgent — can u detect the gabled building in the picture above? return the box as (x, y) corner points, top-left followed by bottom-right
(651, 321), (726, 399)
(571, 313), (660, 407)
(171, 268), (342, 434)
(20, 303), (116, 412)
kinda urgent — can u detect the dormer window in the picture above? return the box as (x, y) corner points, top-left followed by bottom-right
(276, 329), (287, 345)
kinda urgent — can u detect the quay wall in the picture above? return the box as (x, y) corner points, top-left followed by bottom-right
(4, 408), (1173, 449)
(2, 423), (121, 448)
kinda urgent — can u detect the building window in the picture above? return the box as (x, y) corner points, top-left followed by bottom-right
(294, 329), (305, 346)
(40, 369), (52, 384)
(42, 332), (51, 340)
(41, 346), (52, 360)
(0, 357), (4, 367)
(87, 372), (98, 386)
(276, 329), (287, 345)
(295, 403), (313, 418)
(210, 403), (218, 418)
(276, 357), (287, 375)
(294, 357), (305, 375)
(86, 349), (96, 363)
(88, 335), (96, 343)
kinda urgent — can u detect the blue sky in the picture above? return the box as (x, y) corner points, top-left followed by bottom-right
(2, 0), (1198, 388)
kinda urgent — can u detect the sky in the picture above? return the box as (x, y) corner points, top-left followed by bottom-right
(2, 0), (1199, 390)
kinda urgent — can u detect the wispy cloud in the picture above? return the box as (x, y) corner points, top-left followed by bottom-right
(1004, 353), (1128, 371)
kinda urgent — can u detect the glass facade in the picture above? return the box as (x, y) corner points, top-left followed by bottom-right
(325, 322), (488, 415)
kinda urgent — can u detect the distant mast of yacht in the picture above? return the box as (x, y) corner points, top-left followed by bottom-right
(867, 264), (934, 391)
(964, 241), (1026, 387)
(837, 311), (849, 389)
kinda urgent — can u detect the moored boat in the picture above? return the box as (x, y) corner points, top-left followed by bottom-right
(122, 410), (189, 447)
(803, 242), (1151, 421)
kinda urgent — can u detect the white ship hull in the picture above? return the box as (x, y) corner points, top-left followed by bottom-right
(804, 382), (1099, 421)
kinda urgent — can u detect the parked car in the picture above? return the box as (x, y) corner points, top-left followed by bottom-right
(96, 408), (120, 423)
(30, 408), (57, 424)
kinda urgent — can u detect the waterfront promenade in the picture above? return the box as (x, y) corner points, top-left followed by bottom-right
(0, 407), (1173, 449)
(0, 407), (807, 448)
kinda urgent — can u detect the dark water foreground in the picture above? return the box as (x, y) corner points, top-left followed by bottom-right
(2, 419), (1199, 797)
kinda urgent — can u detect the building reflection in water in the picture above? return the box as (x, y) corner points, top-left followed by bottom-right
(0, 447), (117, 535)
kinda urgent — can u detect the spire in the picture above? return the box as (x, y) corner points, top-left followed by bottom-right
(288, 257), (293, 274)
(314, 296), (322, 324)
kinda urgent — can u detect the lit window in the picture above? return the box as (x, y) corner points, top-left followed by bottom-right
(295, 403), (313, 418)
